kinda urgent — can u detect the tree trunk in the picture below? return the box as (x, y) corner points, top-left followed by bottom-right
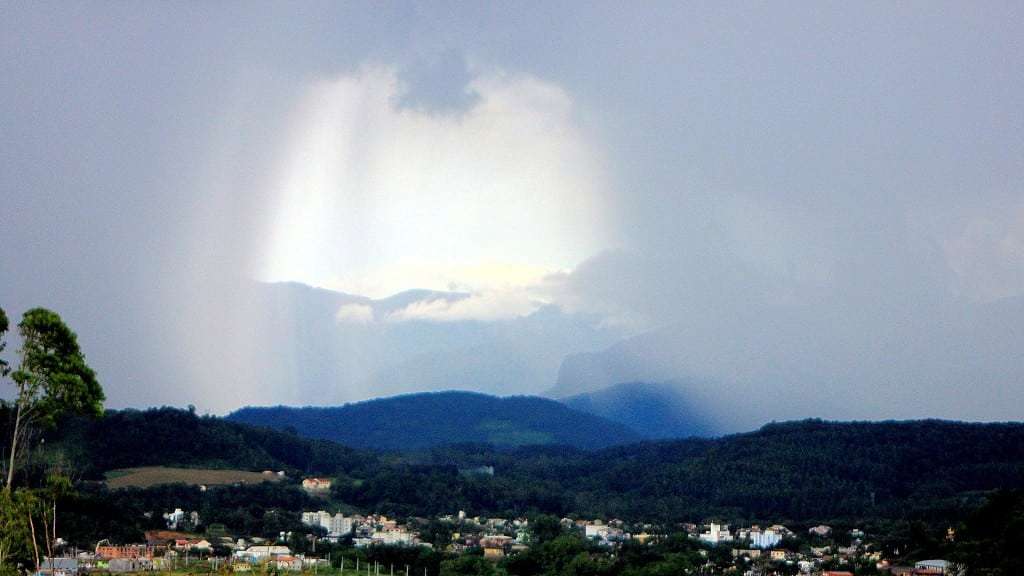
(43, 507), (54, 567)
(5, 400), (21, 489)
(28, 507), (40, 572)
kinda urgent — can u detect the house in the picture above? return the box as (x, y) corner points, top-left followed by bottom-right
(301, 478), (332, 492)
(808, 525), (832, 537)
(821, 572), (854, 576)
(769, 549), (787, 561)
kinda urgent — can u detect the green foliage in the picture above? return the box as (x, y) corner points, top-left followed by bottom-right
(11, 308), (104, 425)
(31, 411), (1024, 535)
(950, 490), (1024, 575)
(45, 407), (368, 479)
(441, 555), (498, 576)
(1, 306), (105, 576)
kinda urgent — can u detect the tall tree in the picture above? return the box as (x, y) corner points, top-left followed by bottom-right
(4, 308), (104, 488)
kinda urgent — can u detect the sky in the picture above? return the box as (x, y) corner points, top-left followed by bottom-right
(1, 2), (1022, 427)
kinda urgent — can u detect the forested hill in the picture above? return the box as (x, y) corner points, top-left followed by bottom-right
(32, 408), (1024, 527)
(44, 407), (373, 480)
(226, 391), (643, 450)
(337, 419), (1024, 524)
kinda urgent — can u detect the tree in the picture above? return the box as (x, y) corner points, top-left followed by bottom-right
(4, 308), (105, 488)
(1, 307), (105, 575)
(439, 555), (496, 576)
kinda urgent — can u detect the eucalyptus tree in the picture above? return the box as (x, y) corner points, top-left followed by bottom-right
(1, 307), (104, 574)
(2, 307), (105, 488)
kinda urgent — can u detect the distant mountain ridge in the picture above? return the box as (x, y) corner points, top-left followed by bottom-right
(227, 391), (643, 450)
(559, 381), (719, 438)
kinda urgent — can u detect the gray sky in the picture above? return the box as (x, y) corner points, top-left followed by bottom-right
(2, 2), (1021, 426)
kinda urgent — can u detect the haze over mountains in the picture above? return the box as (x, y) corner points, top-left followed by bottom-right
(211, 281), (1024, 434)
(233, 281), (624, 406)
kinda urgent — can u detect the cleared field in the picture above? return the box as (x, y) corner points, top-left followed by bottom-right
(105, 467), (284, 489)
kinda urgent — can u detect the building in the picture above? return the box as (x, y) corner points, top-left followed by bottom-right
(731, 549), (762, 559)
(372, 529), (416, 546)
(808, 525), (832, 537)
(915, 560), (951, 574)
(698, 523), (734, 545)
(301, 478), (332, 492)
(95, 545), (153, 560)
(107, 559), (153, 573)
(584, 522), (624, 545)
(235, 545), (292, 562)
(744, 527), (782, 548)
(301, 510), (353, 540)
(37, 558), (79, 576)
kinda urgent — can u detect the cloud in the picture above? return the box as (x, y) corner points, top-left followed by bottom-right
(260, 65), (609, 298)
(386, 289), (543, 323)
(335, 303), (375, 324)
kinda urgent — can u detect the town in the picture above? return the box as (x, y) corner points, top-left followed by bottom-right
(33, 477), (956, 576)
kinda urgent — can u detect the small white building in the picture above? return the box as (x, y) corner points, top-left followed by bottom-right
(235, 545), (291, 562)
(699, 523), (734, 545)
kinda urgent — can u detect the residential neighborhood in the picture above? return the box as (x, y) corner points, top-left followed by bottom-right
(34, 486), (960, 576)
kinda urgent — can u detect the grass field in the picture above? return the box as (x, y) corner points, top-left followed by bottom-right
(105, 466), (285, 489)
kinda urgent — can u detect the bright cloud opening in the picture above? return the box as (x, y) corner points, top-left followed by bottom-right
(261, 65), (610, 309)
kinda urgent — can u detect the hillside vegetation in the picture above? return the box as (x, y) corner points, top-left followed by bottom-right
(36, 408), (1024, 532)
(227, 391), (643, 450)
(44, 407), (371, 480)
